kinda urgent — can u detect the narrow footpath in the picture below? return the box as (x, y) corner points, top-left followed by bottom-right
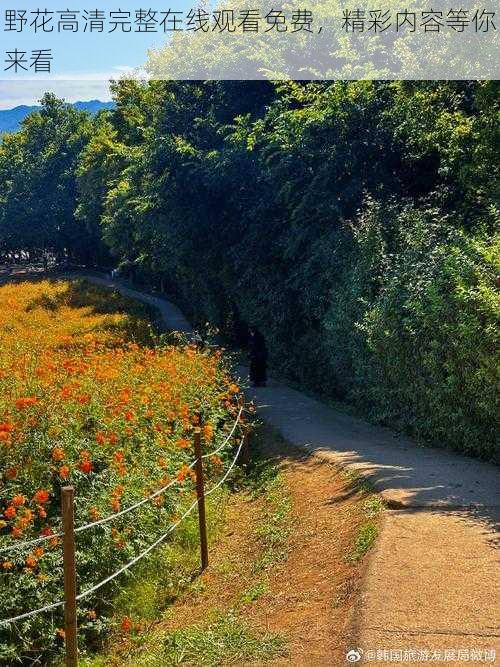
(23, 271), (500, 665)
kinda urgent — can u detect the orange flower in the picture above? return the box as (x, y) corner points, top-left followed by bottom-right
(11, 495), (25, 507)
(203, 424), (214, 441)
(110, 498), (120, 512)
(22, 508), (33, 523)
(158, 456), (167, 468)
(0, 422), (14, 432)
(176, 464), (194, 483)
(15, 396), (38, 410)
(86, 610), (97, 620)
(124, 410), (135, 422)
(176, 438), (190, 449)
(79, 459), (93, 474)
(4, 506), (16, 520)
(5, 467), (18, 479)
(112, 484), (125, 498)
(120, 616), (132, 632)
(25, 555), (38, 568)
(33, 489), (50, 504)
(2, 560), (13, 570)
(33, 547), (44, 558)
(59, 465), (70, 479)
(95, 431), (106, 446)
(89, 507), (100, 521)
(108, 431), (118, 445)
(60, 386), (73, 400)
(228, 383), (239, 394)
(51, 447), (65, 462)
(113, 450), (125, 464)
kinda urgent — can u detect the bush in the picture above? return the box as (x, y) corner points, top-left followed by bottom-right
(324, 203), (499, 459)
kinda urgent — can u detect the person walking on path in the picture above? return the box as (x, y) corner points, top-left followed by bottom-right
(248, 327), (268, 387)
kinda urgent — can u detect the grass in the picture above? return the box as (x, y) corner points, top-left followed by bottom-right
(349, 488), (383, 563)
(82, 613), (284, 667)
(254, 480), (292, 571)
(239, 581), (269, 604)
(131, 612), (285, 666)
(105, 488), (230, 624)
(341, 467), (376, 495)
(80, 426), (290, 666)
(245, 429), (293, 573)
(351, 521), (379, 562)
(339, 465), (384, 562)
(363, 495), (384, 518)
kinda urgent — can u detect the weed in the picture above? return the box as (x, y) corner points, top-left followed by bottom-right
(239, 581), (268, 604)
(363, 496), (384, 518)
(254, 472), (292, 571)
(133, 612), (286, 666)
(350, 521), (379, 562)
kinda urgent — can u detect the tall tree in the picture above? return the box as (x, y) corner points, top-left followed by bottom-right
(0, 93), (95, 262)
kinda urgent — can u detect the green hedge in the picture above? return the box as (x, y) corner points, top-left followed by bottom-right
(323, 203), (499, 459)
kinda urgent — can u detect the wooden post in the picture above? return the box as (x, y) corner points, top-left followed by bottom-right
(193, 430), (209, 571)
(61, 486), (78, 667)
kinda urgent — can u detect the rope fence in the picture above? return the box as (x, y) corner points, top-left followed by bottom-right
(0, 406), (249, 667)
(0, 405), (243, 556)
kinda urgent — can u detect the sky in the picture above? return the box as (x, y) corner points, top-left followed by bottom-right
(0, 0), (187, 108)
(0, 79), (114, 109)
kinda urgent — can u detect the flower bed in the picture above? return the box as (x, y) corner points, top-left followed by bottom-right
(0, 278), (245, 663)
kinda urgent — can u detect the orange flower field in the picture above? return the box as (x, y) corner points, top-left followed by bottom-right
(0, 278), (245, 662)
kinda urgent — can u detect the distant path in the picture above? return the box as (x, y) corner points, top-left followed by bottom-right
(4, 269), (500, 663)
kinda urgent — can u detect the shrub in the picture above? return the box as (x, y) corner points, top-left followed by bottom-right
(324, 203), (499, 458)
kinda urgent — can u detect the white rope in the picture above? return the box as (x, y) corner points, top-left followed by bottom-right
(0, 599), (64, 626)
(0, 433), (244, 625)
(0, 406), (244, 555)
(76, 436), (244, 601)
(0, 531), (62, 555)
(201, 405), (243, 461)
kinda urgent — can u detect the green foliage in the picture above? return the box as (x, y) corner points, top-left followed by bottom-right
(140, 612), (285, 666)
(0, 94), (107, 265)
(351, 522), (379, 562)
(325, 202), (499, 457)
(1, 81), (498, 459)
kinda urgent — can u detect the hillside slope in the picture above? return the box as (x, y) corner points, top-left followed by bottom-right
(0, 99), (114, 133)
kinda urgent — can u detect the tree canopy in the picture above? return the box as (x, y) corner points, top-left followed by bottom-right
(0, 81), (498, 458)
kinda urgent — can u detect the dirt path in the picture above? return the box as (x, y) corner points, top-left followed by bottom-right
(150, 429), (377, 666)
(8, 271), (499, 665)
(243, 435), (374, 666)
